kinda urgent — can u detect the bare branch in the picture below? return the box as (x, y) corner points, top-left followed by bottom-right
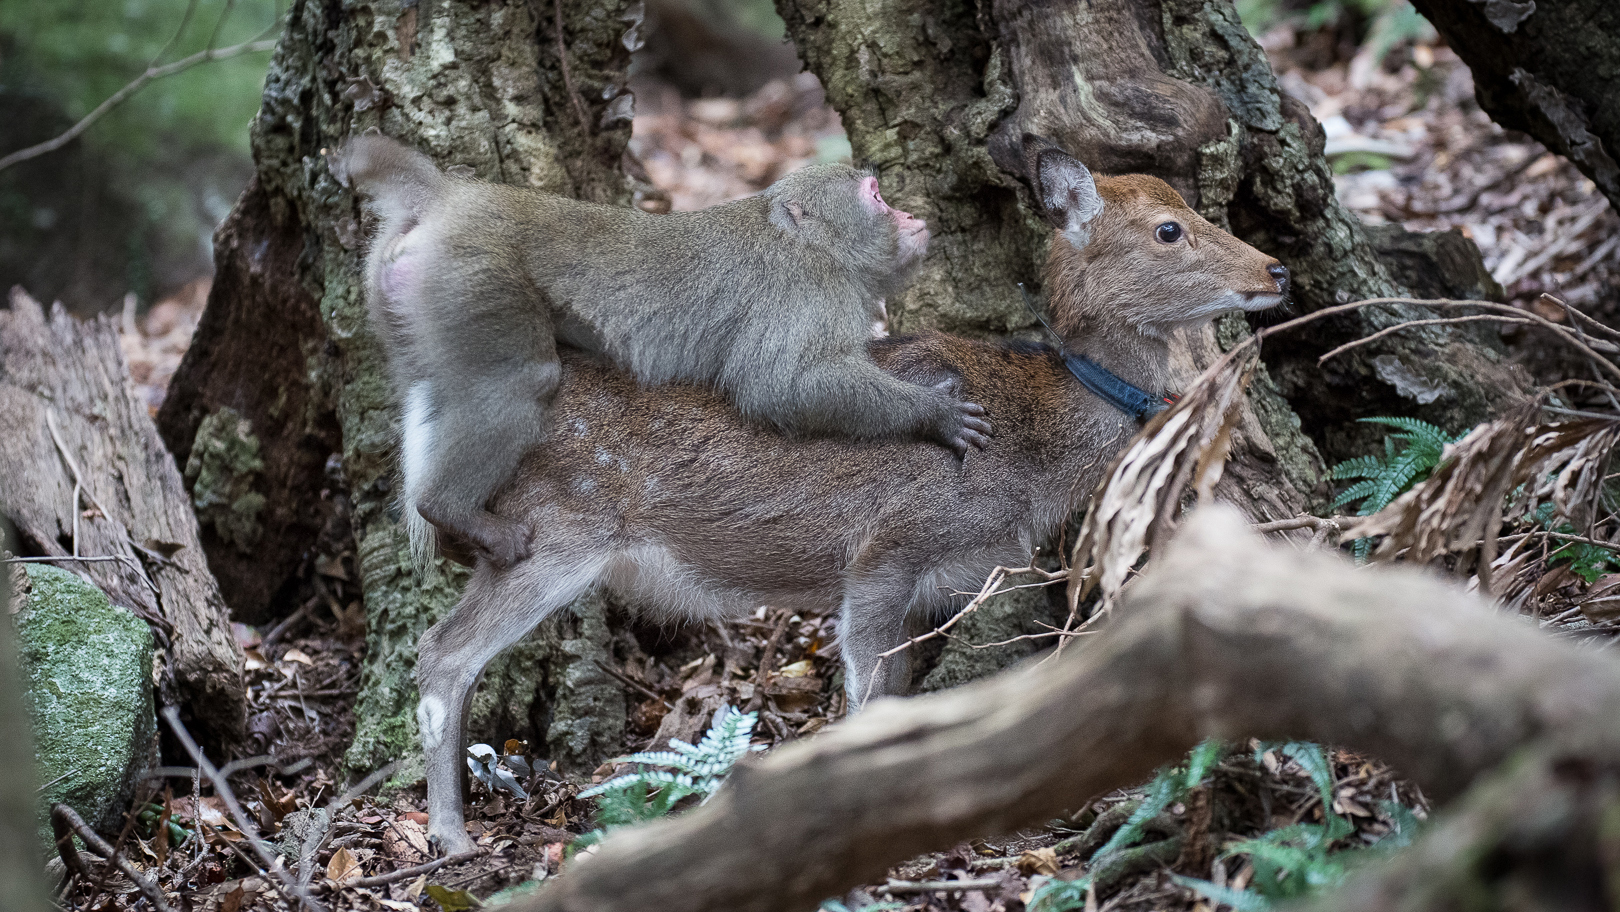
(0, 34), (278, 174)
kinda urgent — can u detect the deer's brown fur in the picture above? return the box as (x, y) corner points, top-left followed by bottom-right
(414, 141), (1288, 853)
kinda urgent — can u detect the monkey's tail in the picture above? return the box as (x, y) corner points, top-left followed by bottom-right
(400, 382), (440, 567)
(329, 134), (449, 219)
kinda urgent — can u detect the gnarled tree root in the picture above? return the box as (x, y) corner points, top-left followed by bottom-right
(512, 508), (1620, 912)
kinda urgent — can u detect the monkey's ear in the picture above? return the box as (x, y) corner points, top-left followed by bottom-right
(1035, 147), (1105, 249)
(769, 198), (807, 233)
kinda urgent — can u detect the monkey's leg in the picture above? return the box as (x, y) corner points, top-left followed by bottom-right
(776, 358), (992, 456)
(411, 357), (560, 567)
(416, 551), (608, 854)
(836, 574), (921, 710)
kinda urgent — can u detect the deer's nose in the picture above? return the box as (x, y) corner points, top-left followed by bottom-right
(1268, 262), (1290, 294)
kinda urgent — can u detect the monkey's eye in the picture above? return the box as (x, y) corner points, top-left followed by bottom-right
(1156, 222), (1184, 244)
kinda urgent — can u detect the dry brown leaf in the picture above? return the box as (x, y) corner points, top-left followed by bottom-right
(1016, 847), (1060, 876)
(326, 846), (362, 883)
(1579, 574), (1620, 621)
(1345, 399), (1620, 596)
(1069, 344), (1258, 613)
(383, 816), (432, 863)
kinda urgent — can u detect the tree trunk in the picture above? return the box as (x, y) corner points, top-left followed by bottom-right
(777, 0), (1527, 469)
(1409, 0), (1620, 215)
(0, 290), (245, 748)
(161, 0), (641, 776)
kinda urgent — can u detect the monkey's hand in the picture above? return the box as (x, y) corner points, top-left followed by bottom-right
(929, 380), (992, 456)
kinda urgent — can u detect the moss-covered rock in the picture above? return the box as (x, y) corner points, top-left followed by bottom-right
(13, 564), (157, 840)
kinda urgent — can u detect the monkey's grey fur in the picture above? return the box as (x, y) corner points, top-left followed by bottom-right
(330, 135), (990, 567)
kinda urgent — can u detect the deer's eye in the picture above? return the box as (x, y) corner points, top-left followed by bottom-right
(1156, 222), (1184, 244)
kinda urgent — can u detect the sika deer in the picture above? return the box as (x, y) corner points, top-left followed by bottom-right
(415, 141), (1289, 853)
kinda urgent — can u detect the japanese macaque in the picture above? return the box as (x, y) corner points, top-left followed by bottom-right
(329, 135), (990, 566)
(412, 138), (1291, 854)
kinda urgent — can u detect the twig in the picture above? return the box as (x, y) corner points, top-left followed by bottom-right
(593, 659), (672, 709)
(3, 555), (130, 565)
(1499, 202), (1609, 286)
(883, 878), (1004, 894)
(1303, 298), (1620, 386)
(161, 706), (327, 911)
(1317, 314), (1533, 365)
(746, 610), (793, 712)
(325, 850), (481, 890)
(967, 627), (1094, 649)
(51, 804), (175, 912)
(1252, 515), (1346, 535)
(553, 0), (592, 135)
(296, 761), (401, 887)
(261, 597), (317, 651)
(0, 35), (278, 173)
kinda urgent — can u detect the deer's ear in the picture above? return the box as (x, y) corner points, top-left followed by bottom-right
(1035, 148), (1105, 248)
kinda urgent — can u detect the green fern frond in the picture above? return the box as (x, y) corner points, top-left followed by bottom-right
(576, 706), (760, 848)
(1329, 455), (1387, 481)
(1331, 417), (1466, 561)
(1174, 875), (1273, 911)
(1329, 478), (1384, 510)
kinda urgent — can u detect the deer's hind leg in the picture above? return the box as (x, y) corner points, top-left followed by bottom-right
(416, 550), (607, 854)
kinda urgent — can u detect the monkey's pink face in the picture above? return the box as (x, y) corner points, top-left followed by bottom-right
(861, 176), (929, 265)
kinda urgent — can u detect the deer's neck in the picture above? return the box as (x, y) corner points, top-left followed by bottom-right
(1061, 317), (1172, 401)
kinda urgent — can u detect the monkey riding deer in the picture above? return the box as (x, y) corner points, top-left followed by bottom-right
(330, 136), (990, 568)
(414, 141), (1290, 854)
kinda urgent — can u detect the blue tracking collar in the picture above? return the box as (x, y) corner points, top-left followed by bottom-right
(1060, 352), (1175, 423)
(1017, 283), (1174, 423)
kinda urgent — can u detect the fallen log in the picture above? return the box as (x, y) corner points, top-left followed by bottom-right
(0, 289), (244, 747)
(513, 507), (1620, 912)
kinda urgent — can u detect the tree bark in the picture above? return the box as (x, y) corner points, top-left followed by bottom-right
(160, 0), (640, 775)
(514, 508), (1620, 912)
(0, 290), (245, 748)
(777, 0), (1526, 474)
(1409, 0), (1620, 215)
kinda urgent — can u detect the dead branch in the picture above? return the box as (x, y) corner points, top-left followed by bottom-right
(0, 292), (245, 744)
(0, 28), (278, 173)
(161, 707), (325, 912)
(511, 508), (1620, 912)
(51, 804), (174, 912)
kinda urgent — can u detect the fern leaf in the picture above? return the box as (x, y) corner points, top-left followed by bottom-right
(1328, 478), (1383, 511)
(1278, 742), (1336, 812)
(1328, 455), (1385, 481)
(1173, 876), (1272, 912)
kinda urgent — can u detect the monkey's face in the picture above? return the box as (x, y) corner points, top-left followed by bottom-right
(858, 176), (929, 269)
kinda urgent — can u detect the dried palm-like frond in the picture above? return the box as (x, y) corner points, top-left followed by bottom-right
(1067, 346), (1259, 616)
(1345, 398), (1620, 590)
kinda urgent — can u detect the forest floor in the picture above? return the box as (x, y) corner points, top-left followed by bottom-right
(89, 27), (1620, 912)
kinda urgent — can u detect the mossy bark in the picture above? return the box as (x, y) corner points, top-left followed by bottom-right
(163, 0), (637, 777)
(776, 0), (1532, 677)
(781, 0), (1524, 464)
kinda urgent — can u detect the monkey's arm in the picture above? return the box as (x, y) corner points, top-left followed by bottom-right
(740, 349), (991, 455)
